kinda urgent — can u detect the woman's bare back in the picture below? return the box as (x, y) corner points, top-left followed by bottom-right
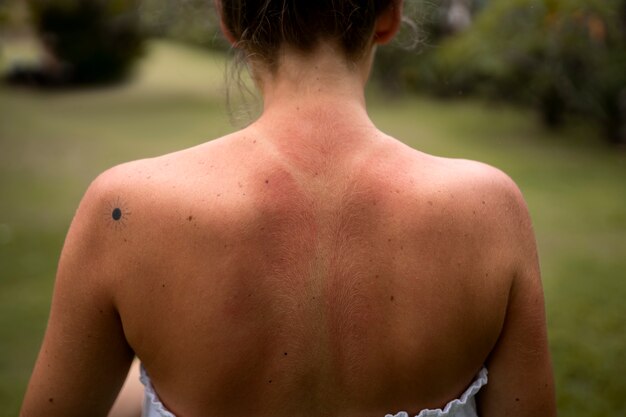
(20, 2), (555, 415)
(97, 122), (520, 416)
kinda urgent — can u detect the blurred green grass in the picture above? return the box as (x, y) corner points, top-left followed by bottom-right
(1, 39), (625, 417)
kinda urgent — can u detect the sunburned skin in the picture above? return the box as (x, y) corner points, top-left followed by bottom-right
(74, 117), (525, 417)
(19, 110), (554, 417)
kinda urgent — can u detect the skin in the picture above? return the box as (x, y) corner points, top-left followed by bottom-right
(20, 2), (556, 416)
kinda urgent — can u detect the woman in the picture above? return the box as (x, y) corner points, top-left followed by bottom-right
(20, 1), (556, 416)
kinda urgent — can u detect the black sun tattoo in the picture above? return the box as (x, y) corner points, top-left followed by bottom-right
(104, 197), (131, 230)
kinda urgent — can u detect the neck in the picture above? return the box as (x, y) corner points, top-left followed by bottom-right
(253, 43), (374, 127)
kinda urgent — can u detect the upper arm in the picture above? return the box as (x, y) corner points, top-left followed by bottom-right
(476, 173), (556, 416)
(20, 171), (135, 417)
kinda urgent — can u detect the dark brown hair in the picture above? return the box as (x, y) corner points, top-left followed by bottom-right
(219, 0), (396, 65)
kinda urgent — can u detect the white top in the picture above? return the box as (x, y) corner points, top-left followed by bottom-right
(140, 366), (488, 417)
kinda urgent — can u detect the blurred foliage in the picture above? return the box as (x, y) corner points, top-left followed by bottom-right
(27, 0), (144, 84)
(0, 3), (10, 27)
(0, 0), (30, 42)
(136, 0), (626, 145)
(395, 0), (626, 145)
(4, 0), (625, 143)
(139, 0), (227, 49)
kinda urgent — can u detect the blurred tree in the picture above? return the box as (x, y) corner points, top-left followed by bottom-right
(0, 0), (30, 33)
(373, 0), (485, 96)
(139, 0), (226, 50)
(27, 0), (144, 85)
(0, 2), (10, 28)
(373, 0), (439, 95)
(405, 0), (626, 144)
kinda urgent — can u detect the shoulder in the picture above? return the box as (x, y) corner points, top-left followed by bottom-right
(79, 140), (219, 225)
(76, 158), (157, 232)
(65, 148), (197, 252)
(381, 137), (525, 205)
(57, 150), (206, 298)
(399, 153), (535, 262)
(433, 156), (524, 202)
(374, 138), (532, 236)
(72, 137), (238, 249)
(426, 156), (530, 222)
(443, 158), (533, 244)
(387, 143), (529, 220)
(430, 157), (539, 278)
(59, 158), (157, 271)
